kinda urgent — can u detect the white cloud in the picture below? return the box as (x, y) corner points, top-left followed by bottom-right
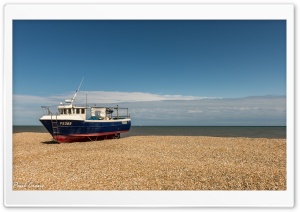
(121, 97), (286, 126)
(73, 91), (220, 104)
(14, 91), (220, 107)
(187, 110), (203, 113)
(12, 91), (220, 125)
(12, 91), (286, 126)
(13, 94), (51, 105)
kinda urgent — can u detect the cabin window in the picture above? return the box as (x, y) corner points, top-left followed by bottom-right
(63, 109), (71, 114)
(76, 109), (80, 114)
(95, 111), (100, 118)
(81, 109), (85, 114)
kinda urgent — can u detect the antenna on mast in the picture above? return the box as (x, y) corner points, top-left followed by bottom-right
(76, 77), (84, 93)
(66, 77), (84, 105)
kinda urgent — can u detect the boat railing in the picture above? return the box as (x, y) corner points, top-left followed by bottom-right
(41, 106), (54, 115)
(110, 106), (130, 119)
(42, 105), (130, 119)
(90, 106), (130, 120)
(111, 115), (130, 120)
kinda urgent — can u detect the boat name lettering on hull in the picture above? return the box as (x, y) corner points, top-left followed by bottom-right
(60, 122), (72, 126)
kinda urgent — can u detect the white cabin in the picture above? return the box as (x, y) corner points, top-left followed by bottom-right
(57, 105), (87, 120)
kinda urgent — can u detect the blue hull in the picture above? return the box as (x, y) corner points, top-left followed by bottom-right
(39, 119), (131, 142)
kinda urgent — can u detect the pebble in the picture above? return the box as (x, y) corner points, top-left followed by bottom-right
(13, 133), (286, 190)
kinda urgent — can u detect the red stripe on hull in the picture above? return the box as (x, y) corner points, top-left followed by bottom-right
(53, 130), (128, 143)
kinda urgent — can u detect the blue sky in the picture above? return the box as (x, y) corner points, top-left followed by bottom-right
(13, 20), (286, 126)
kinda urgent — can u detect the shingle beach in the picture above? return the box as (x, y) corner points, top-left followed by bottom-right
(13, 132), (286, 190)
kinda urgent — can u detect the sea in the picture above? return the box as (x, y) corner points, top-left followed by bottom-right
(13, 126), (286, 139)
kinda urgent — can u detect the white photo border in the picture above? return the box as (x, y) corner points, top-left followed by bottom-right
(4, 3), (294, 207)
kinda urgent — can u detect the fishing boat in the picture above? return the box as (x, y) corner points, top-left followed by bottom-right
(39, 79), (131, 143)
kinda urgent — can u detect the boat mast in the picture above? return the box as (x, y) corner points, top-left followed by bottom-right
(86, 93), (88, 109)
